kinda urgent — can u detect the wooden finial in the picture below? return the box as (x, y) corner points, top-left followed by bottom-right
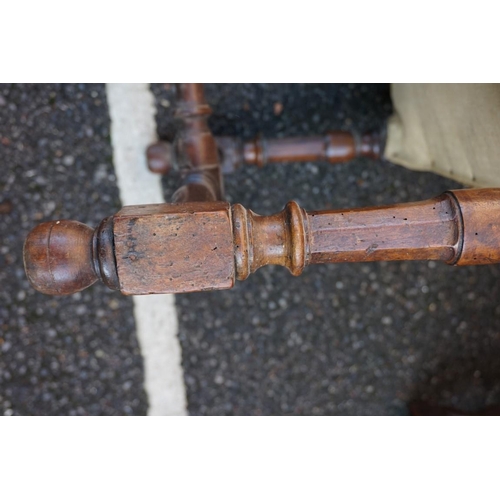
(23, 217), (119, 295)
(23, 220), (98, 295)
(146, 142), (173, 175)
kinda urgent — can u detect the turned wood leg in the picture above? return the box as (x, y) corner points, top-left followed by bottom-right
(162, 83), (224, 203)
(231, 130), (383, 170)
(148, 131), (384, 175)
(23, 188), (500, 296)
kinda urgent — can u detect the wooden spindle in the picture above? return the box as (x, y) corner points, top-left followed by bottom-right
(172, 83), (223, 202)
(23, 189), (500, 296)
(242, 131), (382, 168)
(148, 131), (384, 175)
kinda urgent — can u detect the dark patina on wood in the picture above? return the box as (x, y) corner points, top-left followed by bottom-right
(113, 202), (234, 294)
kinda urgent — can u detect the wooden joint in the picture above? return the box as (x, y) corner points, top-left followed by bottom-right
(448, 189), (500, 266)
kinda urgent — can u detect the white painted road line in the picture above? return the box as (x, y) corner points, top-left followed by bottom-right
(106, 83), (187, 416)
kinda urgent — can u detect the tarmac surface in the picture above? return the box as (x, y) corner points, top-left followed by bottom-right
(2, 83), (500, 415)
(0, 84), (146, 415)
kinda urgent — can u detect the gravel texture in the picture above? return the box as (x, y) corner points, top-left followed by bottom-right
(0, 84), (147, 415)
(151, 83), (500, 415)
(3, 83), (500, 416)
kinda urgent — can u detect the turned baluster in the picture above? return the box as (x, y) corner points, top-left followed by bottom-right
(148, 131), (384, 175)
(240, 131), (382, 168)
(23, 188), (500, 296)
(163, 83), (224, 203)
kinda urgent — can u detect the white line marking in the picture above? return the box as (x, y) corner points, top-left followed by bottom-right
(106, 83), (187, 416)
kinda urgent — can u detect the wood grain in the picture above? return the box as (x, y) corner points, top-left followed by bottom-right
(307, 193), (460, 264)
(23, 220), (98, 295)
(113, 202), (234, 294)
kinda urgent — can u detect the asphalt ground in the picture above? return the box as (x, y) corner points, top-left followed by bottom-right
(2, 83), (500, 415)
(0, 84), (146, 415)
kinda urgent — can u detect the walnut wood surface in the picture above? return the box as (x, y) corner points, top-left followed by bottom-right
(451, 189), (500, 265)
(114, 202), (234, 294)
(23, 189), (500, 296)
(307, 193), (460, 264)
(232, 201), (308, 280)
(242, 131), (381, 168)
(23, 220), (98, 295)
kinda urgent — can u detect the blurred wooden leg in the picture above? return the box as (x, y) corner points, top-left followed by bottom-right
(148, 130), (385, 175)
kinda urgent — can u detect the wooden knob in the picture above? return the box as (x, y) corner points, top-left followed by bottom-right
(23, 217), (120, 296)
(146, 142), (173, 175)
(24, 220), (98, 295)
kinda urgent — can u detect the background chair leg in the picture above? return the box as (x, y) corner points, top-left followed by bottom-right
(167, 83), (224, 203)
(147, 130), (385, 175)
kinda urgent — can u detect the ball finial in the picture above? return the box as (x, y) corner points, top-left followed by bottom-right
(23, 220), (98, 295)
(146, 142), (173, 175)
